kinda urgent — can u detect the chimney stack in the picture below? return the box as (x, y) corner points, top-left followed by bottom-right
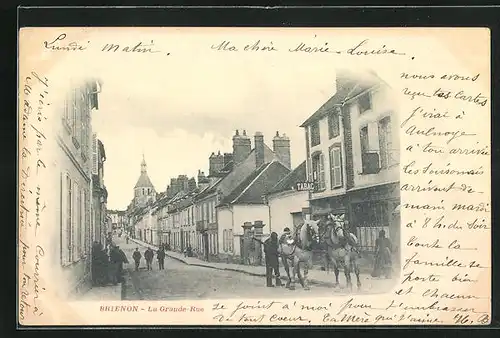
(223, 152), (233, 167)
(273, 131), (291, 169)
(232, 129), (251, 165)
(254, 132), (265, 168)
(208, 151), (224, 176)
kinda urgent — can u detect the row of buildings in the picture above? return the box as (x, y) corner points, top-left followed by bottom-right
(125, 69), (401, 264)
(51, 79), (113, 297)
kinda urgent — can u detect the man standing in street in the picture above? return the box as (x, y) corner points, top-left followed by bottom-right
(263, 232), (282, 287)
(144, 247), (154, 271)
(132, 247), (142, 272)
(157, 247), (166, 270)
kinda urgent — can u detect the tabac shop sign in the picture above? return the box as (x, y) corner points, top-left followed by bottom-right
(296, 181), (316, 191)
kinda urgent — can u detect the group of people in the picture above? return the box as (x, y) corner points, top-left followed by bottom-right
(91, 241), (129, 286)
(260, 226), (394, 287)
(132, 244), (167, 271)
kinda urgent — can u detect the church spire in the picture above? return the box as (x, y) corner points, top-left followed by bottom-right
(141, 152), (147, 173)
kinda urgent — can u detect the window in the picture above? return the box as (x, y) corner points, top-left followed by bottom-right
(310, 122), (320, 147)
(360, 126), (369, 155)
(328, 112), (340, 139)
(358, 92), (372, 113)
(378, 116), (395, 168)
(329, 146), (343, 189)
(312, 153), (325, 191)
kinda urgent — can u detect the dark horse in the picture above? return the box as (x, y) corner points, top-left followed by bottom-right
(322, 213), (362, 290)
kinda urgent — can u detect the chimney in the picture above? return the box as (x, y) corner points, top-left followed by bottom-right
(209, 151), (224, 176)
(254, 132), (265, 168)
(170, 178), (179, 195)
(232, 129), (251, 165)
(188, 177), (197, 191)
(336, 68), (358, 92)
(223, 152), (233, 167)
(273, 131), (291, 169)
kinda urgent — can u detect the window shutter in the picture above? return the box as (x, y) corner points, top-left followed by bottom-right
(330, 147), (343, 188)
(92, 133), (98, 175)
(319, 153), (325, 189)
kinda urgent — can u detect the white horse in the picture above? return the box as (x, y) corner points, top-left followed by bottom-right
(278, 218), (320, 290)
(322, 213), (362, 290)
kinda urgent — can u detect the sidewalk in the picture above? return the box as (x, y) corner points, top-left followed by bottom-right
(129, 238), (394, 290)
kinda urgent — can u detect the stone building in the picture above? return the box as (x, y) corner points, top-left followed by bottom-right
(300, 69), (400, 255)
(53, 79), (102, 298)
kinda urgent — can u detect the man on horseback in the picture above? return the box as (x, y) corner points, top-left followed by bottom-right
(279, 227), (293, 245)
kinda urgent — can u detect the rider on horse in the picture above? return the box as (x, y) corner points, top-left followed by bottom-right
(279, 227), (294, 245)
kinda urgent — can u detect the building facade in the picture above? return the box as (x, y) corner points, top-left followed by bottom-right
(301, 69), (400, 256)
(91, 138), (108, 245)
(265, 161), (310, 236)
(54, 79), (102, 297)
(217, 159), (291, 263)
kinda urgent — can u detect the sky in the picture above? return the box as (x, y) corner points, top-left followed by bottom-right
(79, 30), (346, 210)
(59, 27), (417, 211)
(43, 27), (477, 211)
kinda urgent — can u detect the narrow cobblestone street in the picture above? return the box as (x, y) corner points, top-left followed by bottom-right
(114, 237), (395, 300)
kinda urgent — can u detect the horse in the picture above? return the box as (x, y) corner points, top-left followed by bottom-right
(278, 218), (320, 290)
(322, 213), (362, 290)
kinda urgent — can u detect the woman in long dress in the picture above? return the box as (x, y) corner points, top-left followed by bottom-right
(372, 230), (392, 278)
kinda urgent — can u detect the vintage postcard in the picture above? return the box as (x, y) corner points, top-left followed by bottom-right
(18, 27), (491, 326)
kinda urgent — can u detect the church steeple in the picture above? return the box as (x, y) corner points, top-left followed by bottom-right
(141, 153), (147, 173)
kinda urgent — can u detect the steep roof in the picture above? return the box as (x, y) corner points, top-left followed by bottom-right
(220, 160), (291, 205)
(300, 71), (384, 127)
(267, 160), (307, 195)
(134, 172), (155, 189)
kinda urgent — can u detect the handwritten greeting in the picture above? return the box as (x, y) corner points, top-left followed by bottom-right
(18, 70), (49, 322)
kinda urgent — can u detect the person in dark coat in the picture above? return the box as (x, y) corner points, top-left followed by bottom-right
(144, 247), (154, 270)
(132, 248), (142, 271)
(372, 230), (393, 278)
(264, 232), (282, 287)
(157, 247), (166, 270)
(109, 245), (129, 284)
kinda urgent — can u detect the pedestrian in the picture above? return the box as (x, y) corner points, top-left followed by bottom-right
(372, 230), (393, 279)
(132, 247), (142, 271)
(157, 247), (166, 270)
(144, 247), (154, 270)
(110, 245), (129, 284)
(262, 232), (282, 287)
(92, 241), (106, 286)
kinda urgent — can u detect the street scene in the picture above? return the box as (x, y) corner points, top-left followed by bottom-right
(54, 63), (400, 301)
(108, 235), (396, 300)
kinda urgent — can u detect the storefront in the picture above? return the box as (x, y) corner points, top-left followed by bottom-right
(346, 182), (400, 253)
